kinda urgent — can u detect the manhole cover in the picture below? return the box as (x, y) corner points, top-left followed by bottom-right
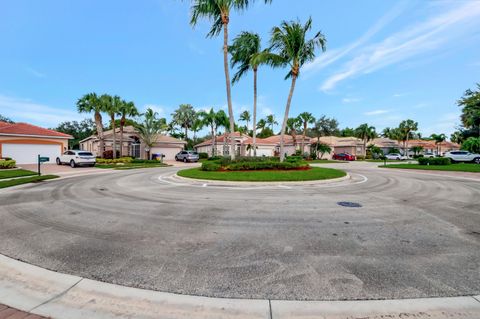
(337, 201), (362, 208)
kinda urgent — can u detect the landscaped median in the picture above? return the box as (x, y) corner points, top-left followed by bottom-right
(177, 156), (346, 182)
(95, 157), (169, 170)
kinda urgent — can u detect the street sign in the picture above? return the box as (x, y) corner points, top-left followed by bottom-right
(39, 157), (50, 163)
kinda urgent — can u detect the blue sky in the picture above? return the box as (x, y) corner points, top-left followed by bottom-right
(1, 0), (479, 137)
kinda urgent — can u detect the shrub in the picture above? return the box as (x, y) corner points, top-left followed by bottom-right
(96, 157), (133, 164)
(0, 160), (16, 169)
(208, 156), (224, 161)
(285, 156), (303, 163)
(131, 159), (161, 164)
(413, 154), (424, 159)
(418, 157), (450, 165)
(201, 162), (221, 171)
(462, 137), (480, 154)
(226, 160), (309, 171)
(102, 150), (120, 159)
(199, 152), (209, 159)
(356, 155), (365, 160)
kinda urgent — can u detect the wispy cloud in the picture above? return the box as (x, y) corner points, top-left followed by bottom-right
(393, 92), (408, 98)
(0, 94), (78, 127)
(304, 1), (408, 73)
(25, 67), (46, 78)
(342, 97), (361, 103)
(364, 109), (390, 116)
(320, 1), (480, 91)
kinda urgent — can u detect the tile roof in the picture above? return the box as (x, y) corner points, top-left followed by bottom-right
(0, 121), (72, 138)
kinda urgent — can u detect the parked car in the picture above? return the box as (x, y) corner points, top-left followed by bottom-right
(423, 152), (435, 158)
(175, 150), (199, 163)
(56, 150), (96, 167)
(444, 151), (480, 164)
(385, 153), (408, 160)
(332, 153), (356, 161)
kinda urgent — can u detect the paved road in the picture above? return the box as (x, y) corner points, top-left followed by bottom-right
(0, 162), (479, 301)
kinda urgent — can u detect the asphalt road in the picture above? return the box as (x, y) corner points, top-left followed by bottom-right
(0, 162), (479, 300)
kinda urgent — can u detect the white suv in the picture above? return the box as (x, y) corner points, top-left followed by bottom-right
(56, 150), (96, 168)
(444, 151), (480, 164)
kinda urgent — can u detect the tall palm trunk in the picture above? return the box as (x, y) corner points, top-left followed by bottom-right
(119, 116), (125, 157)
(405, 134), (409, 157)
(211, 126), (216, 157)
(253, 68), (257, 157)
(111, 115), (116, 159)
(301, 124), (307, 155)
(184, 127), (188, 141)
(95, 112), (105, 158)
(279, 75), (298, 162)
(222, 19), (236, 160)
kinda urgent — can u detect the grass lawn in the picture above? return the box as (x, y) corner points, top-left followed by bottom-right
(0, 175), (59, 189)
(308, 159), (344, 163)
(177, 167), (346, 182)
(382, 163), (480, 173)
(96, 163), (169, 170)
(0, 169), (37, 180)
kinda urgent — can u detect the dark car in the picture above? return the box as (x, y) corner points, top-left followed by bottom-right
(175, 150), (200, 163)
(332, 153), (356, 161)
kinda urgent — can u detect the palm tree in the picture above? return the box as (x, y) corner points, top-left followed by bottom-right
(354, 123), (376, 156)
(431, 133), (447, 156)
(136, 108), (167, 160)
(239, 110), (251, 131)
(100, 94), (123, 159)
(191, 117), (203, 144)
(118, 101), (139, 157)
(199, 108), (228, 156)
(268, 18), (326, 161)
(265, 114), (278, 131)
(229, 32), (279, 156)
(190, 0), (272, 159)
(411, 145), (424, 157)
(399, 119), (418, 157)
(381, 127), (392, 138)
(171, 104), (196, 141)
(450, 131), (463, 144)
(298, 112), (315, 155)
(256, 118), (267, 131)
(286, 117), (301, 150)
(77, 93), (106, 157)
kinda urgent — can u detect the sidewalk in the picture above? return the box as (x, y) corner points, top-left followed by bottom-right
(1, 254), (479, 319)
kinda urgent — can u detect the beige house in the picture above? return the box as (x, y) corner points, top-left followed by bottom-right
(317, 136), (365, 159)
(80, 126), (186, 160)
(0, 121), (72, 164)
(194, 132), (311, 157)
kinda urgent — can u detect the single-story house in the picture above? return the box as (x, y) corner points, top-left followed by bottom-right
(0, 121), (72, 164)
(80, 125), (187, 160)
(317, 136), (365, 159)
(194, 132), (311, 157)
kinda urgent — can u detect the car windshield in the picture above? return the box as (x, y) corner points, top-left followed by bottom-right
(78, 152), (93, 156)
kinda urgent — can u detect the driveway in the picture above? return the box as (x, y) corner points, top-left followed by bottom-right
(0, 162), (478, 301)
(20, 163), (105, 176)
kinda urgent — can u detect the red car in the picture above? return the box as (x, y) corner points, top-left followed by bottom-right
(332, 152), (356, 161)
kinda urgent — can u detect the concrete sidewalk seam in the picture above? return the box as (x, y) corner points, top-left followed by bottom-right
(268, 299), (273, 319)
(473, 296), (480, 303)
(28, 278), (83, 313)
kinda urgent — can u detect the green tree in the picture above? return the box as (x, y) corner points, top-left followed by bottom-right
(268, 17), (326, 161)
(171, 104), (196, 141)
(297, 112), (315, 155)
(458, 83), (480, 137)
(354, 123), (376, 156)
(190, 0), (272, 159)
(399, 119), (418, 157)
(410, 145), (424, 157)
(316, 143), (331, 159)
(101, 94), (123, 159)
(198, 108), (228, 156)
(461, 137), (480, 153)
(450, 131), (464, 144)
(256, 118), (267, 131)
(118, 101), (139, 157)
(77, 93), (106, 157)
(0, 114), (14, 123)
(340, 127), (354, 137)
(135, 108), (168, 160)
(286, 117), (301, 149)
(191, 116), (203, 145)
(238, 110), (251, 131)
(53, 119), (96, 149)
(312, 116), (339, 147)
(430, 133), (447, 155)
(265, 114), (278, 131)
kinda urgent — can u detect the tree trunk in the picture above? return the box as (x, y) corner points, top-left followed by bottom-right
(301, 124), (306, 156)
(253, 68), (257, 157)
(280, 75), (298, 162)
(184, 127), (188, 142)
(211, 127), (216, 157)
(119, 116), (125, 157)
(111, 115), (117, 159)
(405, 134), (409, 158)
(222, 20), (236, 160)
(95, 112), (105, 158)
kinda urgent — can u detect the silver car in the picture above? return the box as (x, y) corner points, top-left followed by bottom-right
(175, 150), (199, 163)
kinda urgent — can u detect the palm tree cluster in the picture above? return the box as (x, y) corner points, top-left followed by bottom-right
(190, 0), (326, 161)
(77, 93), (139, 158)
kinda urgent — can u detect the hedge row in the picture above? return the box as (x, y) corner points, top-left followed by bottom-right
(418, 157), (451, 165)
(225, 161), (308, 171)
(96, 157), (133, 164)
(201, 156), (309, 171)
(0, 160), (16, 169)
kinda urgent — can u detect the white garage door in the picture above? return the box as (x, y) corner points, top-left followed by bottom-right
(150, 147), (181, 161)
(256, 147), (273, 157)
(2, 144), (60, 164)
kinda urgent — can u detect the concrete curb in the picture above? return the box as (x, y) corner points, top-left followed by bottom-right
(173, 172), (351, 186)
(1, 254), (479, 319)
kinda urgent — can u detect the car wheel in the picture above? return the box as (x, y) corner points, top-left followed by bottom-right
(175, 156), (178, 161)
(90, 164), (96, 167)
(474, 157), (480, 164)
(183, 158), (187, 163)
(70, 160), (76, 168)
(56, 158), (61, 165)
